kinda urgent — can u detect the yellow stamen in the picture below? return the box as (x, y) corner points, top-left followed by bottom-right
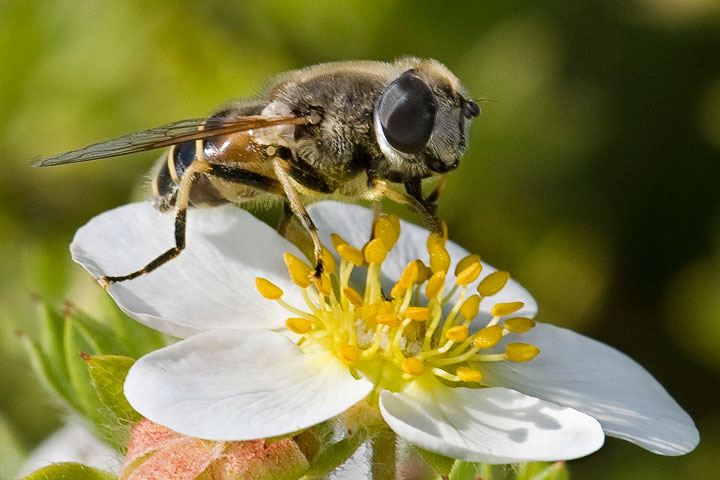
(456, 366), (483, 382)
(343, 287), (363, 308)
(401, 357), (424, 376)
(455, 254), (481, 276)
(429, 246), (451, 274)
(505, 343), (540, 362)
(320, 246), (336, 274)
(415, 260), (432, 284)
(373, 215), (399, 250)
(331, 232), (347, 249)
(425, 271), (446, 299)
(313, 274), (332, 297)
(337, 344), (361, 364)
(286, 317), (313, 334)
(403, 306), (430, 322)
(376, 313), (400, 327)
(336, 244), (364, 266)
(445, 325), (469, 343)
(473, 325), (504, 349)
(459, 295), (480, 320)
(284, 253), (312, 288)
(427, 231), (446, 252)
(490, 302), (524, 317)
(477, 271), (510, 296)
(399, 261), (420, 287)
(388, 214), (401, 238)
(255, 278), (283, 300)
(456, 262), (482, 286)
(504, 317), (536, 333)
(364, 238), (387, 265)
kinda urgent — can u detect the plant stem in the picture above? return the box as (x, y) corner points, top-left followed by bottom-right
(371, 429), (397, 480)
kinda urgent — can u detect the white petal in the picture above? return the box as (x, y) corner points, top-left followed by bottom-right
(481, 322), (699, 455)
(71, 202), (306, 338)
(16, 421), (122, 477)
(124, 329), (373, 440)
(308, 201), (537, 319)
(380, 383), (604, 464)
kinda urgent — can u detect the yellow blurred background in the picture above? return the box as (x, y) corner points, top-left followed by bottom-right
(1, 0), (719, 478)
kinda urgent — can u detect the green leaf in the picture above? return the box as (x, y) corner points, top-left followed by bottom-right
(21, 336), (82, 413)
(516, 462), (569, 480)
(450, 461), (493, 480)
(63, 317), (103, 419)
(301, 428), (371, 480)
(19, 462), (116, 480)
(414, 447), (456, 477)
(85, 355), (141, 424)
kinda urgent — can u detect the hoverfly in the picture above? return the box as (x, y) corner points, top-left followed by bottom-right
(36, 58), (480, 285)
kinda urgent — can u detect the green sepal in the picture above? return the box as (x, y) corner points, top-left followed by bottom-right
(19, 462), (117, 480)
(450, 461), (493, 480)
(99, 295), (167, 358)
(85, 355), (141, 424)
(515, 461), (569, 480)
(64, 317), (104, 419)
(414, 447), (455, 477)
(300, 427), (371, 480)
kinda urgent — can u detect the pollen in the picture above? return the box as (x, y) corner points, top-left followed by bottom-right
(505, 343), (540, 362)
(504, 317), (536, 333)
(477, 271), (510, 297)
(473, 325), (504, 349)
(261, 219), (541, 399)
(403, 307), (430, 322)
(456, 261), (482, 286)
(336, 244), (364, 266)
(401, 357), (424, 376)
(460, 295), (480, 320)
(286, 317), (313, 334)
(364, 238), (387, 264)
(284, 253), (312, 288)
(456, 366), (483, 382)
(490, 302), (524, 317)
(255, 278), (283, 300)
(445, 325), (469, 342)
(337, 344), (361, 364)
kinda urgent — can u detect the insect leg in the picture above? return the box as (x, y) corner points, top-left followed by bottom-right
(272, 157), (325, 277)
(276, 200), (294, 237)
(99, 160), (214, 287)
(373, 179), (442, 233)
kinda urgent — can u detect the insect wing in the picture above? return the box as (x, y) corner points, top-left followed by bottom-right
(34, 114), (305, 167)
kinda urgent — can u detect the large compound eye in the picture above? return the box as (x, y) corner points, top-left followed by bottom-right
(377, 71), (437, 154)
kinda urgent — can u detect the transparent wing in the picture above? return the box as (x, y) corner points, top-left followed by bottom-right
(34, 114), (306, 167)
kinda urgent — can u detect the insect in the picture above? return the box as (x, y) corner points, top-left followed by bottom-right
(35, 58), (480, 286)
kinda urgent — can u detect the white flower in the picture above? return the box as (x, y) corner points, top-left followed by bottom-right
(71, 201), (699, 464)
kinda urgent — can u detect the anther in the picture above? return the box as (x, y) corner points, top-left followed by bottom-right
(320, 246), (336, 274)
(337, 344), (361, 364)
(505, 343), (540, 362)
(376, 313), (401, 327)
(427, 231), (446, 252)
(373, 216), (399, 250)
(313, 274), (332, 297)
(343, 287), (363, 308)
(490, 302), (524, 317)
(415, 260), (432, 284)
(456, 366), (483, 382)
(403, 307), (431, 322)
(456, 262), (483, 286)
(429, 246), (451, 274)
(364, 238), (387, 264)
(255, 278), (284, 300)
(460, 295), (480, 320)
(286, 317), (313, 334)
(284, 253), (313, 288)
(401, 357), (424, 376)
(455, 254), (481, 276)
(331, 233), (347, 250)
(477, 271), (510, 297)
(336, 244), (364, 266)
(445, 325), (469, 342)
(399, 261), (420, 287)
(473, 325), (504, 349)
(425, 271), (446, 299)
(504, 317), (536, 333)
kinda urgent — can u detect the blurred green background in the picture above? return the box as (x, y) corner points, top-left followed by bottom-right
(1, 0), (719, 478)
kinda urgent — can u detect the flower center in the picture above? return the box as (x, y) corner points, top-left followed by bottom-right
(255, 215), (539, 394)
